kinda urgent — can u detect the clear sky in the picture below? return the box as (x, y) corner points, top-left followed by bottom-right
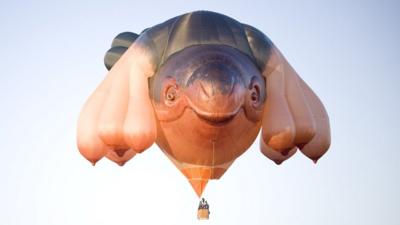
(1, 0), (399, 225)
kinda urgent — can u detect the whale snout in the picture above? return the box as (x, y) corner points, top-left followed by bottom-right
(151, 45), (265, 124)
(187, 63), (237, 96)
(185, 63), (245, 118)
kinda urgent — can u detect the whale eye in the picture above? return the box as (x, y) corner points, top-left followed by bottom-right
(251, 91), (258, 102)
(166, 90), (176, 101)
(165, 85), (178, 105)
(249, 83), (261, 107)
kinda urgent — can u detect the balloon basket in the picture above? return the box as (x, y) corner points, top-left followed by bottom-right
(197, 208), (210, 220)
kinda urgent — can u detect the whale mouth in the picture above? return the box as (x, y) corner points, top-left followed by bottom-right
(192, 108), (240, 126)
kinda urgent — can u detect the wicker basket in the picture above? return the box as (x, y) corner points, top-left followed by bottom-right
(197, 208), (210, 220)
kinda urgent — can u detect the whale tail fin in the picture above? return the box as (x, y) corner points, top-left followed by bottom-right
(104, 32), (139, 70)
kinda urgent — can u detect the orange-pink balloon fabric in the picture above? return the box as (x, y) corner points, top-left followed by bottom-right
(76, 11), (331, 197)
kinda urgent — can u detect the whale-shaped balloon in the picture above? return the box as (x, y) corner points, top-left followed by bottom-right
(77, 11), (331, 197)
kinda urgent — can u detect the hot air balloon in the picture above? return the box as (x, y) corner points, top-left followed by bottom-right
(77, 11), (331, 219)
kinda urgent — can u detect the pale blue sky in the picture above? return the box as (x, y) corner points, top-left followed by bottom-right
(0, 0), (399, 225)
